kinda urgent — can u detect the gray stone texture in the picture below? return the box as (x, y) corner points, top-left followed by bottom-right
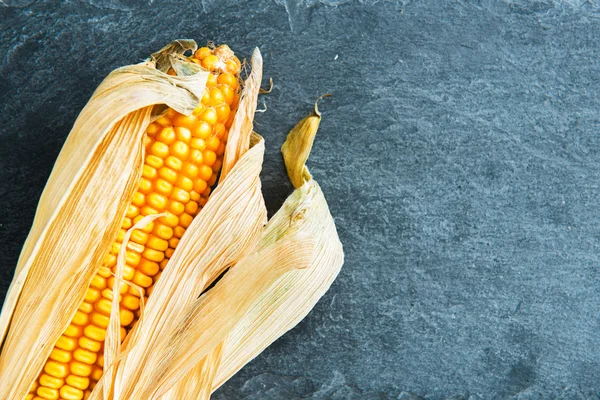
(2, 0), (600, 398)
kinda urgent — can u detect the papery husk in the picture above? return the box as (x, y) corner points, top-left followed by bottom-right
(122, 98), (343, 399)
(212, 97), (344, 392)
(89, 49), (265, 400)
(0, 40), (209, 399)
(213, 179), (343, 391)
(122, 228), (314, 400)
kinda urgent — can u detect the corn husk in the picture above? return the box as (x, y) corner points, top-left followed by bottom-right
(101, 98), (344, 399)
(212, 97), (344, 391)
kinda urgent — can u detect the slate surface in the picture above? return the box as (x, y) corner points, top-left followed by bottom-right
(2, 1), (600, 399)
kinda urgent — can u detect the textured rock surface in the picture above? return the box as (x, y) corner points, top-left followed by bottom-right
(2, 0), (600, 398)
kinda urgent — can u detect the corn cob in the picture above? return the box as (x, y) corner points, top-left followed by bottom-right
(27, 45), (242, 400)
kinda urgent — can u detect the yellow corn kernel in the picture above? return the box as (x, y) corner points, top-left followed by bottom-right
(55, 336), (77, 352)
(90, 275), (106, 291)
(91, 367), (103, 382)
(198, 165), (213, 181)
(83, 288), (100, 303)
(170, 141), (190, 160)
(171, 187), (190, 203)
(78, 337), (101, 353)
(150, 141), (169, 158)
(153, 223), (173, 240)
(160, 259), (169, 270)
(202, 150), (217, 167)
(138, 178), (153, 194)
(193, 121), (212, 139)
(159, 212), (179, 228)
(83, 325), (106, 342)
(90, 312), (110, 329)
(97, 266), (112, 278)
(200, 107), (218, 125)
(70, 361), (93, 377)
(175, 126), (192, 142)
(185, 201), (199, 215)
(130, 229), (149, 245)
(137, 259), (160, 276)
(120, 308), (135, 326)
(39, 374), (64, 389)
(206, 136), (220, 152)
(165, 155), (183, 171)
(63, 324), (83, 338)
(146, 236), (169, 252)
(36, 387), (59, 400)
(181, 162), (199, 179)
(132, 270), (153, 288)
(176, 176), (194, 192)
(155, 179), (173, 196)
(145, 154), (163, 169)
(73, 348), (97, 365)
(167, 200), (185, 216)
(60, 385), (84, 400)
(142, 164), (157, 180)
(155, 116), (172, 126)
(180, 213), (194, 228)
(125, 205), (139, 219)
(171, 113), (195, 130)
(208, 174), (217, 187)
(190, 138), (206, 151)
(168, 238), (180, 249)
(147, 193), (168, 210)
(173, 226), (186, 239)
(66, 375), (90, 391)
(121, 294), (141, 311)
(193, 179), (208, 194)
(49, 348), (72, 364)
(44, 361), (69, 378)
(156, 126), (176, 144)
(158, 167), (178, 184)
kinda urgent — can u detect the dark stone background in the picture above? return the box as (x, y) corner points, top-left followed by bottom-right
(2, 1), (600, 399)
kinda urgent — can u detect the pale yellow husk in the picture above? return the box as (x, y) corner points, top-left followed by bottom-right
(104, 97), (344, 399)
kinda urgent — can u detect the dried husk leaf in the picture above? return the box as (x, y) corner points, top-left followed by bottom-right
(89, 50), (265, 400)
(220, 48), (263, 182)
(0, 41), (208, 399)
(103, 213), (164, 399)
(159, 342), (225, 400)
(212, 99), (343, 391)
(213, 179), (343, 390)
(125, 233), (314, 400)
(280, 94), (330, 188)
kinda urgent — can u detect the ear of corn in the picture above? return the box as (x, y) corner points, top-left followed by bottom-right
(1, 39), (343, 400)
